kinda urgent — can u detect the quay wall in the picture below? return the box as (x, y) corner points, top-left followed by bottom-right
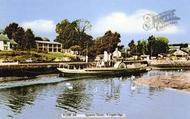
(0, 63), (60, 77)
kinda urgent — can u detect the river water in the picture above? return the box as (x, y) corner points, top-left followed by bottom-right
(0, 70), (190, 119)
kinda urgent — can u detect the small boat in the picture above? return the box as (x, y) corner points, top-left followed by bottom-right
(0, 60), (19, 65)
(57, 61), (147, 77)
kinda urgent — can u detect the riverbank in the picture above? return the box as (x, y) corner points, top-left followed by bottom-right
(149, 60), (190, 67)
(135, 71), (190, 91)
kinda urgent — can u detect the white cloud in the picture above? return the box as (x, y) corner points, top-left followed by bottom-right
(21, 19), (55, 32)
(92, 9), (182, 35)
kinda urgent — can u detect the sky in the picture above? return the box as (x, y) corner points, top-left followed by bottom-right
(0, 0), (189, 46)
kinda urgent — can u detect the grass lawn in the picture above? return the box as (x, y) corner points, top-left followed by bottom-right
(0, 50), (75, 62)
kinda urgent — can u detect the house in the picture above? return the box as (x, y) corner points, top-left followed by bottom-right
(36, 40), (62, 52)
(170, 49), (189, 60)
(0, 33), (17, 51)
(171, 49), (188, 57)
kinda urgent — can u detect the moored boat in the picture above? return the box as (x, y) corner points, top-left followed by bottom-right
(57, 61), (148, 77)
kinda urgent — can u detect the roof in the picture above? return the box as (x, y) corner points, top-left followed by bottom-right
(59, 62), (90, 65)
(0, 34), (10, 41)
(35, 40), (61, 45)
(0, 34), (17, 45)
(172, 49), (188, 56)
(181, 48), (190, 53)
(10, 39), (17, 45)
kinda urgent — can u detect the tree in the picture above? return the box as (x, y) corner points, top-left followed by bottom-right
(13, 27), (26, 50)
(90, 30), (122, 57)
(156, 37), (169, 54)
(55, 19), (93, 49)
(128, 40), (137, 55)
(4, 22), (37, 50)
(70, 45), (82, 55)
(147, 35), (156, 57)
(34, 36), (44, 41)
(25, 29), (36, 49)
(137, 40), (147, 55)
(147, 35), (169, 57)
(4, 22), (19, 39)
(75, 19), (92, 33)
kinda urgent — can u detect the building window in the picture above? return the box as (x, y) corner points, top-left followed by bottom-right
(39, 43), (42, 46)
(4, 46), (8, 50)
(3, 41), (7, 45)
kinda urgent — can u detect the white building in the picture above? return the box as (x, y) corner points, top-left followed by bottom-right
(0, 33), (17, 51)
(36, 40), (62, 52)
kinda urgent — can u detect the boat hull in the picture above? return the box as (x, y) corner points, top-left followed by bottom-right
(57, 67), (147, 77)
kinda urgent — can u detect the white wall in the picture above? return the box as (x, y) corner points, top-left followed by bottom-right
(188, 44), (190, 48)
(0, 41), (4, 50)
(0, 41), (11, 51)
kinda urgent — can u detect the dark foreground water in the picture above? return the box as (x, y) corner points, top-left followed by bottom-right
(0, 70), (190, 119)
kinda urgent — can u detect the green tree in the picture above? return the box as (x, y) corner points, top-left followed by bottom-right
(128, 40), (137, 55)
(25, 29), (36, 50)
(147, 35), (156, 57)
(4, 22), (37, 50)
(55, 19), (93, 49)
(147, 35), (169, 57)
(4, 22), (19, 39)
(90, 30), (122, 57)
(137, 40), (147, 55)
(34, 36), (44, 41)
(13, 27), (26, 50)
(70, 45), (82, 54)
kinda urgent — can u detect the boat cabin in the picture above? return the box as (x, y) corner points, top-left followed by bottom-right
(59, 62), (91, 70)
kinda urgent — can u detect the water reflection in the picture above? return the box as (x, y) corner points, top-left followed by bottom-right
(1, 87), (37, 113)
(105, 79), (121, 101)
(56, 81), (92, 113)
(0, 70), (189, 119)
(148, 87), (164, 96)
(0, 83), (54, 119)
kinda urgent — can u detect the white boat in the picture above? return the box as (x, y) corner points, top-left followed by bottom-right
(57, 61), (147, 77)
(0, 60), (19, 65)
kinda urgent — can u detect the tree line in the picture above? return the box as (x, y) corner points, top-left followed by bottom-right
(128, 35), (169, 57)
(3, 20), (170, 59)
(3, 20), (122, 58)
(54, 19), (123, 57)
